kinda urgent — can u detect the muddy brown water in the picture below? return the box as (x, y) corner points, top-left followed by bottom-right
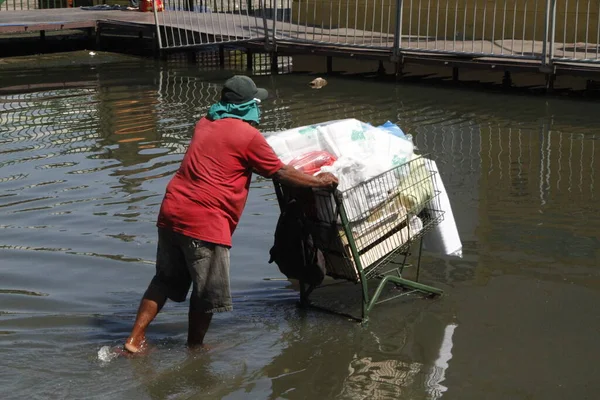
(0, 52), (599, 400)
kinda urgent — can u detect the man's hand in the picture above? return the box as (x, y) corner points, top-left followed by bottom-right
(316, 172), (338, 189)
(272, 165), (338, 190)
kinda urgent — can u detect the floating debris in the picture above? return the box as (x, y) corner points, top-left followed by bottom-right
(309, 77), (327, 89)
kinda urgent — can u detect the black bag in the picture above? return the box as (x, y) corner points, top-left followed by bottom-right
(268, 198), (326, 287)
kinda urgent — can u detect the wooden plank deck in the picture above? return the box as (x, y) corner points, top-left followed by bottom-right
(0, 9), (154, 33)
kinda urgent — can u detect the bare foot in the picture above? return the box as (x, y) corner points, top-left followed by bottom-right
(112, 346), (139, 359)
(187, 342), (212, 353)
(124, 335), (147, 354)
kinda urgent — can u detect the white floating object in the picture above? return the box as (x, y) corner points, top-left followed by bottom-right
(423, 160), (463, 258)
(310, 77), (328, 89)
(89, 51), (96, 56)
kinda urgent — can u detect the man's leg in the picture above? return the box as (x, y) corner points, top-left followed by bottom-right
(187, 304), (213, 349)
(124, 228), (191, 353)
(184, 240), (232, 349)
(125, 284), (167, 353)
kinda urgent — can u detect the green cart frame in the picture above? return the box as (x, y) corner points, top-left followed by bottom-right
(272, 154), (445, 324)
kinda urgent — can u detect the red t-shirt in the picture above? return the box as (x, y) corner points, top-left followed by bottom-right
(157, 117), (284, 247)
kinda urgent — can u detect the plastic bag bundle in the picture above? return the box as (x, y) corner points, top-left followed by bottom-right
(320, 156), (400, 221)
(265, 124), (326, 164)
(266, 119), (415, 173)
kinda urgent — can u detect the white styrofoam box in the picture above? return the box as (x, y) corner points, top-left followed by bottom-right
(267, 118), (414, 166)
(369, 125), (415, 169)
(319, 119), (414, 173)
(265, 123), (328, 164)
(266, 119), (366, 163)
(422, 160), (463, 258)
(318, 119), (370, 158)
(265, 134), (291, 162)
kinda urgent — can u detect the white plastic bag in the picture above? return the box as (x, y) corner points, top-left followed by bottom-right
(267, 118), (415, 222)
(318, 119), (415, 173)
(266, 118), (414, 172)
(320, 156), (399, 222)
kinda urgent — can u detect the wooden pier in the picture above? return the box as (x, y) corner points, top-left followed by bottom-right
(1, 8), (600, 84)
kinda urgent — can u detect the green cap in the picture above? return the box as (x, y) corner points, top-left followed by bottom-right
(221, 75), (268, 104)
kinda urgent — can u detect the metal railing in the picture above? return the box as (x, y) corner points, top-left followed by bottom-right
(548, 0), (600, 63)
(4, 0), (600, 67)
(396, 0), (548, 60)
(1, 0), (36, 10)
(0, 0), (85, 10)
(274, 0), (395, 48)
(151, 0), (600, 66)
(155, 0), (271, 48)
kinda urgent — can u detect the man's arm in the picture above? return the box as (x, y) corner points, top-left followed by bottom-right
(246, 132), (338, 189)
(271, 165), (338, 189)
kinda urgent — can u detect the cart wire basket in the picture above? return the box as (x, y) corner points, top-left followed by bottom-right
(272, 154), (445, 324)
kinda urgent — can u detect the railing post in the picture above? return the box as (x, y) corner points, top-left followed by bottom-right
(271, 0), (278, 50)
(548, 0), (557, 65)
(392, 0), (403, 59)
(152, 0), (164, 50)
(542, 0), (557, 69)
(259, 0), (273, 50)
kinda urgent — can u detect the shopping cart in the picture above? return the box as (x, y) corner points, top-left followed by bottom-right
(272, 154), (445, 324)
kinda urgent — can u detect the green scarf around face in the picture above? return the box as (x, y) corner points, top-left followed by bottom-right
(206, 99), (261, 125)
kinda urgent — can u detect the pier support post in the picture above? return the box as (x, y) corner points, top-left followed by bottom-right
(271, 52), (279, 74)
(152, 32), (159, 59)
(96, 25), (102, 51)
(452, 66), (459, 81)
(219, 45), (225, 69)
(394, 60), (403, 79)
(87, 27), (95, 49)
(502, 71), (512, 88)
(585, 79), (600, 92)
(377, 61), (386, 77)
(246, 50), (253, 72)
(187, 50), (197, 64)
(326, 56), (333, 74)
(545, 73), (556, 93)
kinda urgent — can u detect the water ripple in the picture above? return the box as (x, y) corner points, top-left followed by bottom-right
(1, 63), (600, 400)
(0, 289), (49, 297)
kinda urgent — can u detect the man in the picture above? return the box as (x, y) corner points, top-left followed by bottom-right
(124, 75), (338, 353)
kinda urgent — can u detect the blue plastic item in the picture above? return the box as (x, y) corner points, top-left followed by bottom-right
(377, 121), (407, 139)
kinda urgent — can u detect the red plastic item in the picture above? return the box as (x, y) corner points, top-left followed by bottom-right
(140, 0), (164, 12)
(288, 151), (337, 175)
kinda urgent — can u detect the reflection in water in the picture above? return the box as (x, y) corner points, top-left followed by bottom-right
(1, 59), (600, 399)
(255, 295), (458, 400)
(426, 323), (458, 399)
(414, 114), (600, 288)
(341, 357), (422, 399)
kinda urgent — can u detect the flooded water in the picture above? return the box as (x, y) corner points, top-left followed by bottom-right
(1, 52), (599, 400)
